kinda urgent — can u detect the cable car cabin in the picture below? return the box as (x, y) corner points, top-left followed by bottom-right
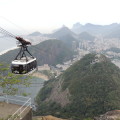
(11, 57), (37, 74)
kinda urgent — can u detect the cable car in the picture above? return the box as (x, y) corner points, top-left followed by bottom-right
(11, 37), (37, 74)
(11, 57), (37, 74)
(0, 27), (37, 74)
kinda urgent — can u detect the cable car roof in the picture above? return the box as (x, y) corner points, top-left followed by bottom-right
(12, 57), (36, 65)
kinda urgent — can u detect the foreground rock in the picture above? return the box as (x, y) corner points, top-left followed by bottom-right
(33, 115), (67, 120)
(95, 110), (120, 120)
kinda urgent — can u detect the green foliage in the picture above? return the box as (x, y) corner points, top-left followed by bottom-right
(35, 53), (120, 120)
(35, 78), (55, 103)
(83, 118), (93, 120)
(0, 63), (30, 95)
(35, 101), (61, 117)
(61, 54), (120, 118)
(22, 92), (28, 96)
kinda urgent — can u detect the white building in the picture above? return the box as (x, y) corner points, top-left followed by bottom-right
(38, 64), (50, 71)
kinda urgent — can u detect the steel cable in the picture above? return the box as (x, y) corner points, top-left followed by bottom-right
(0, 27), (16, 38)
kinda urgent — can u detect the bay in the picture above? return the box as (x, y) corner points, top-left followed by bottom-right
(0, 37), (16, 53)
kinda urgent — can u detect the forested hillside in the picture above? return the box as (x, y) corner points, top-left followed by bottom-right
(35, 53), (120, 120)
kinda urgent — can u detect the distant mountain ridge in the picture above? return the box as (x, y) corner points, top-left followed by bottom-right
(29, 22), (120, 39)
(72, 22), (120, 37)
(48, 26), (96, 48)
(29, 31), (42, 36)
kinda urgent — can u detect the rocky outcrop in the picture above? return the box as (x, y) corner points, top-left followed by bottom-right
(94, 110), (120, 120)
(45, 78), (71, 107)
(33, 115), (68, 120)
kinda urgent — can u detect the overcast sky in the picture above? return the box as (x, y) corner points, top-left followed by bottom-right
(0, 0), (120, 33)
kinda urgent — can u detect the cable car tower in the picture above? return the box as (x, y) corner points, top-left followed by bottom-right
(0, 27), (37, 74)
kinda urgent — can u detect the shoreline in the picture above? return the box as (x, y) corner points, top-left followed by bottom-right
(32, 72), (49, 81)
(0, 47), (18, 55)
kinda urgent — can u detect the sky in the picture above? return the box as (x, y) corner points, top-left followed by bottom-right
(0, 0), (120, 33)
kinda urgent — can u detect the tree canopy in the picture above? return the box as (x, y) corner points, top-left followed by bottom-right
(0, 63), (30, 95)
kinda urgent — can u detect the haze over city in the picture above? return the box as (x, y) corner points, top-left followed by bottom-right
(0, 0), (120, 33)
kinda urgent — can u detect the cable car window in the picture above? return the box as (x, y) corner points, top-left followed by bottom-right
(11, 64), (19, 74)
(11, 64), (27, 74)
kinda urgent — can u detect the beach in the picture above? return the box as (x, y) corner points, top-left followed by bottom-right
(0, 46), (18, 56)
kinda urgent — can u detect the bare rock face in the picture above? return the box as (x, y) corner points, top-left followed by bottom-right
(45, 78), (71, 107)
(94, 110), (120, 120)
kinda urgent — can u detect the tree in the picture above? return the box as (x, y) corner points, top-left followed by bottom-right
(0, 63), (30, 95)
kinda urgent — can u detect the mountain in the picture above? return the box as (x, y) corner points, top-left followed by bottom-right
(51, 26), (76, 38)
(35, 53), (120, 119)
(58, 34), (79, 49)
(29, 31), (42, 36)
(50, 26), (78, 48)
(72, 22), (120, 36)
(79, 32), (95, 41)
(72, 23), (102, 35)
(0, 39), (74, 66)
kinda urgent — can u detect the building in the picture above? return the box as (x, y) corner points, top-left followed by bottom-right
(72, 41), (77, 51)
(38, 64), (50, 71)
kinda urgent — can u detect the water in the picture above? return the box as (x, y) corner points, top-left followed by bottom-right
(0, 37), (16, 53)
(0, 77), (45, 106)
(17, 77), (45, 104)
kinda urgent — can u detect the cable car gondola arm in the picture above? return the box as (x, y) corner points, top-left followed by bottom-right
(16, 37), (31, 46)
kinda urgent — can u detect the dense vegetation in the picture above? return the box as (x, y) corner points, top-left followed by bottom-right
(35, 53), (120, 120)
(0, 39), (74, 66)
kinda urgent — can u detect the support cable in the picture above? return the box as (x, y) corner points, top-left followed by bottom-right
(0, 27), (16, 38)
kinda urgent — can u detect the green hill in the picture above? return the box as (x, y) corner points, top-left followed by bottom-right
(51, 26), (76, 38)
(59, 34), (79, 48)
(0, 39), (74, 66)
(35, 53), (120, 120)
(50, 26), (79, 48)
